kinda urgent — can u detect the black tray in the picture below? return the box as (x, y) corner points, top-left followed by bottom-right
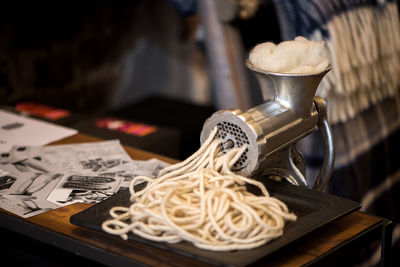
(70, 180), (360, 266)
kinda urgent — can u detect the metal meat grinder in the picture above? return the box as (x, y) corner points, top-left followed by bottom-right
(200, 61), (335, 191)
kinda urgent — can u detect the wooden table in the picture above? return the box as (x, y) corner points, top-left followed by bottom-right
(0, 134), (393, 266)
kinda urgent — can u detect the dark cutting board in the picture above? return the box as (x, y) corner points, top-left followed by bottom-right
(70, 179), (360, 266)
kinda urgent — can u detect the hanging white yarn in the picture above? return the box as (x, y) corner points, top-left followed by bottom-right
(312, 2), (400, 124)
(102, 128), (297, 251)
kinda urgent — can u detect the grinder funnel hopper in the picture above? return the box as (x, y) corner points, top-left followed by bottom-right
(246, 60), (331, 118)
(201, 58), (334, 190)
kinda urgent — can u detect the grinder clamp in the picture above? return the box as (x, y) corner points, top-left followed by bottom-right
(200, 61), (335, 191)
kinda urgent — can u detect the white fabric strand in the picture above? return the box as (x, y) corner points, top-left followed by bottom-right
(312, 3), (400, 124)
(102, 129), (296, 251)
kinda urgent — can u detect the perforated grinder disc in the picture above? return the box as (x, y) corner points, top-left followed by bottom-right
(200, 110), (262, 176)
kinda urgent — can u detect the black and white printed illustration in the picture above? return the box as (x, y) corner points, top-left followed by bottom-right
(114, 158), (170, 188)
(0, 169), (17, 192)
(7, 172), (62, 196)
(63, 175), (117, 191)
(0, 175), (16, 191)
(0, 139), (170, 217)
(0, 146), (55, 175)
(53, 190), (114, 205)
(3, 140), (134, 174)
(0, 194), (59, 218)
(47, 174), (122, 206)
(0, 171), (62, 218)
(80, 158), (130, 172)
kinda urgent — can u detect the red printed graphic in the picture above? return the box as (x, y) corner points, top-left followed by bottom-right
(95, 118), (157, 137)
(15, 102), (70, 120)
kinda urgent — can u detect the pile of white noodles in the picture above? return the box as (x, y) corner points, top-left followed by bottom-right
(249, 36), (329, 74)
(102, 129), (296, 251)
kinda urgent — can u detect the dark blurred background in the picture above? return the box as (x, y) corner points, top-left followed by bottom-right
(0, 0), (279, 113)
(0, 0), (280, 160)
(1, 1), (399, 266)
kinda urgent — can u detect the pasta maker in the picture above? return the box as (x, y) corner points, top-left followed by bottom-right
(200, 61), (335, 191)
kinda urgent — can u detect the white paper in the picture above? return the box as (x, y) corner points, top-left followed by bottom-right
(2, 140), (133, 174)
(116, 158), (170, 188)
(0, 109), (77, 152)
(0, 171), (62, 218)
(0, 140), (170, 217)
(6, 172), (62, 198)
(0, 194), (59, 218)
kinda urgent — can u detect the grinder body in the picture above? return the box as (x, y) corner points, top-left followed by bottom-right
(200, 62), (335, 191)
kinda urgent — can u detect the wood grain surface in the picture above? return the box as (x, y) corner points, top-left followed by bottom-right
(25, 202), (380, 266)
(1, 133), (384, 266)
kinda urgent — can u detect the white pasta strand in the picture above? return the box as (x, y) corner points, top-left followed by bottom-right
(102, 129), (297, 251)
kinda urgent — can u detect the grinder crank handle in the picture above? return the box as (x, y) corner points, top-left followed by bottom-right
(312, 96), (335, 191)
